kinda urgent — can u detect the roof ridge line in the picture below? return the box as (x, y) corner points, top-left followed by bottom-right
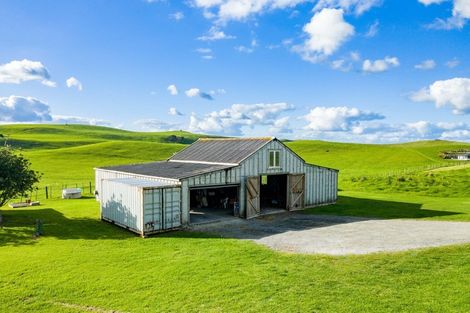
(168, 160), (238, 166)
(198, 137), (274, 141)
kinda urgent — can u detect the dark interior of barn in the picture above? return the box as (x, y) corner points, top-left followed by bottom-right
(190, 186), (239, 216)
(260, 174), (287, 210)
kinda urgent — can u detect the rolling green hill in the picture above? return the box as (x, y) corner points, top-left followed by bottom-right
(1, 124), (469, 196)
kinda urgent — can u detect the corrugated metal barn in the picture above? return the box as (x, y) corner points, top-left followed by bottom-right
(95, 137), (338, 236)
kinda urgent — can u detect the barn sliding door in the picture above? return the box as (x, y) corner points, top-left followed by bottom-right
(246, 176), (260, 219)
(288, 174), (305, 211)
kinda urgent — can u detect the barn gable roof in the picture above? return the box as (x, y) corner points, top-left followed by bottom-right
(169, 137), (273, 165)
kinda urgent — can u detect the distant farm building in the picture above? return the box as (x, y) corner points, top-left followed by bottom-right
(95, 137), (338, 236)
(441, 150), (470, 161)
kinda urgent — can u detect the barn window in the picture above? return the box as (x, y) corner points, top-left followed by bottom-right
(269, 150), (280, 168)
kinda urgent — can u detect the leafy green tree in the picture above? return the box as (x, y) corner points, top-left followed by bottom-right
(0, 147), (41, 207)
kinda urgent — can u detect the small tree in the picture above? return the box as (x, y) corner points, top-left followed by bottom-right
(0, 146), (41, 207)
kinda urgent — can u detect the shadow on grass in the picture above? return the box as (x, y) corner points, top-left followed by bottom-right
(0, 208), (133, 247)
(305, 195), (462, 219)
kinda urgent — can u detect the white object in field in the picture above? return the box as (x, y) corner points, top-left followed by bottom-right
(8, 201), (41, 208)
(9, 202), (29, 208)
(62, 188), (82, 199)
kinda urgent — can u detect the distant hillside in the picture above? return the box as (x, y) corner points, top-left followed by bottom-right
(286, 139), (470, 176)
(0, 124), (205, 149)
(1, 124), (470, 195)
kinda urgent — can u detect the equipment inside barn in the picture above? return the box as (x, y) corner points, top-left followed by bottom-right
(190, 186), (239, 214)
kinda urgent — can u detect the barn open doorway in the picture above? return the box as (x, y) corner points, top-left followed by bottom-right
(190, 185), (239, 224)
(260, 174), (288, 213)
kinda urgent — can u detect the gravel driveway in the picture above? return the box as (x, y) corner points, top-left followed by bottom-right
(190, 213), (470, 255)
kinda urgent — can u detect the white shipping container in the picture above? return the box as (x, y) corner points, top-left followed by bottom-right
(101, 178), (182, 236)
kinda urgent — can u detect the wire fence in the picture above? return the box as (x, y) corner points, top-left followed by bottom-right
(11, 181), (96, 203)
(366, 161), (468, 179)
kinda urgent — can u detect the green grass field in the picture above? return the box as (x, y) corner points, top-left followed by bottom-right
(1, 124), (470, 312)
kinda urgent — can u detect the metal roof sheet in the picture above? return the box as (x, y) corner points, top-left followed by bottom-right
(98, 161), (234, 180)
(105, 178), (179, 188)
(169, 137), (272, 164)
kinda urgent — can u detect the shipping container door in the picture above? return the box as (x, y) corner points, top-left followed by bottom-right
(143, 189), (162, 231)
(163, 187), (181, 229)
(246, 176), (260, 219)
(288, 174), (305, 211)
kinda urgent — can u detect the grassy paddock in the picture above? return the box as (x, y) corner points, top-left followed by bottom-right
(1, 199), (470, 313)
(306, 191), (470, 221)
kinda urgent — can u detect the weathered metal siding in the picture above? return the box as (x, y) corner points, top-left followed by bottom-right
(101, 180), (143, 233)
(101, 179), (182, 235)
(95, 169), (179, 200)
(233, 140), (338, 216)
(304, 164), (338, 206)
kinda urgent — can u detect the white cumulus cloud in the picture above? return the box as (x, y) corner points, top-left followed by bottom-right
(189, 102), (294, 135)
(421, 0), (470, 29)
(66, 76), (83, 91)
(293, 8), (355, 63)
(185, 87), (214, 100)
(193, 0), (306, 22)
(134, 119), (180, 131)
(415, 59), (436, 70)
(52, 115), (111, 127)
(362, 56), (399, 73)
(193, 0), (380, 22)
(418, 0), (446, 5)
(303, 106), (384, 131)
(197, 26), (236, 41)
(314, 0), (381, 15)
(0, 95), (113, 126)
(167, 84), (178, 95)
(168, 107), (183, 116)
(410, 77), (470, 114)
(0, 95), (52, 122)
(0, 59), (56, 87)
(185, 88), (201, 97)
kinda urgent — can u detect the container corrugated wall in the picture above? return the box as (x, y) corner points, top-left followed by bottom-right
(101, 180), (143, 233)
(142, 187), (181, 233)
(101, 180), (182, 235)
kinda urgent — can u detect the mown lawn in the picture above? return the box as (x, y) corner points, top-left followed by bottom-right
(307, 191), (470, 221)
(1, 199), (470, 313)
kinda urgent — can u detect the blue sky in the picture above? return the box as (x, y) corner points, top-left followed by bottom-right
(0, 0), (469, 142)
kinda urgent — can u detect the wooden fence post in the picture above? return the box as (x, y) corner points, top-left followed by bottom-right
(45, 186), (48, 199)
